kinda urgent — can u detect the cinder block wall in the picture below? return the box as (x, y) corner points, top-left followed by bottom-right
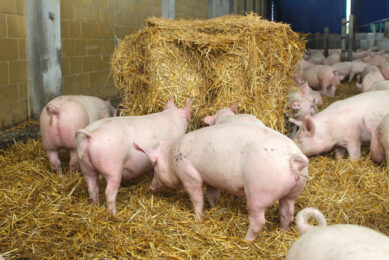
(0, 0), (208, 130)
(0, 0), (28, 128)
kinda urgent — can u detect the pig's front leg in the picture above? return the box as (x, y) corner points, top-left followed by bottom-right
(346, 141), (361, 160)
(206, 184), (220, 208)
(330, 83), (336, 98)
(348, 71), (355, 82)
(334, 146), (346, 159)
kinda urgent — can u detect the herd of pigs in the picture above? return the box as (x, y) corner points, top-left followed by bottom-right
(36, 46), (389, 258)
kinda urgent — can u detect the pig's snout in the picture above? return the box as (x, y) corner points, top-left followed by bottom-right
(292, 102), (302, 110)
(149, 184), (157, 191)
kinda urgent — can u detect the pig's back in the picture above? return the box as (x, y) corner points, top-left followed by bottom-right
(85, 109), (187, 147)
(286, 224), (389, 260)
(315, 91), (389, 140)
(172, 124), (303, 194)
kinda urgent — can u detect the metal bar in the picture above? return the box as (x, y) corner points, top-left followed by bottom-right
(341, 18), (346, 61)
(324, 27), (329, 57)
(348, 14), (354, 61)
(356, 17), (389, 28)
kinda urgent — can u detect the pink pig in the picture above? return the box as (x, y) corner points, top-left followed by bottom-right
(331, 61), (368, 82)
(293, 91), (389, 160)
(203, 103), (265, 127)
(363, 55), (388, 67)
(297, 65), (345, 97)
(75, 98), (191, 214)
(362, 114), (389, 165)
(39, 95), (116, 173)
(358, 65), (384, 92)
(134, 123), (310, 241)
(286, 208), (389, 260)
(379, 62), (389, 80)
(368, 80), (389, 91)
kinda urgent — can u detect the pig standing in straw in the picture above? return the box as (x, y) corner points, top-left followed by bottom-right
(292, 91), (389, 160)
(76, 98), (191, 214)
(134, 108), (311, 241)
(286, 208), (389, 260)
(39, 95), (117, 173)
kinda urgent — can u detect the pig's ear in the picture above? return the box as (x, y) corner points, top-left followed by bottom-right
(184, 98), (191, 121)
(362, 117), (374, 136)
(300, 82), (310, 97)
(289, 118), (302, 127)
(113, 108), (118, 117)
(164, 97), (176, 110)
(133, 142), (159, 164)
(303, 114), (315, 137)
(230, 103), (239, 114)
(204, 115), (216, 126)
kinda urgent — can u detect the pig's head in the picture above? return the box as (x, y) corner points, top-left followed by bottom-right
(292, 114), (333, 156)
(288, 89), (317, 121)
(133, 141), (179, 191)
(204, 103), (238, 126)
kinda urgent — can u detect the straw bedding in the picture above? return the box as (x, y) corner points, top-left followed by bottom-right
(0, 14), (388, 258)
(112, 13), (305, 132)
(0, 81), (388, 259)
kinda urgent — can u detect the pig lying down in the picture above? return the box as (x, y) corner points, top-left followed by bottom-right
(358, 65), (384, 92)
(368, 80), (389, 91)
(293, 90), (389, 160)
(135, 121), (311, 241)
(363, 114), (389, 165)
(76, 98), (190, 214)
(39, 95), (116, 173)
(286, 208), (389, 260)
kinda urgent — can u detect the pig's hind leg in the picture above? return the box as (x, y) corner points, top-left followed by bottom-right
(104, 174), (122, 215)
(178, 163), (204, 221)
(279, 179), (304, 230)
(279, 198), (297, 231)
(46, 149), (61, 173)
(81, 165), (100, 206)
(245, 187), (275, 241)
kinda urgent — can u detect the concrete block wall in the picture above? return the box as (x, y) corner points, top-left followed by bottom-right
(0, 0), (28, 128)
(0, 0), (209, 129)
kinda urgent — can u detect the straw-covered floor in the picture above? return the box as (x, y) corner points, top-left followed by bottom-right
(112, 13), (305, 132)
(0, 82), (388, 259)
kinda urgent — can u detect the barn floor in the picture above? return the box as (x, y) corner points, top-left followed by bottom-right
(0, 82), (388, 259)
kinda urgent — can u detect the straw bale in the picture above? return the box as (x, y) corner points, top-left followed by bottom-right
(0, 82), (388, 259)
(112, 13), (305, 132)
